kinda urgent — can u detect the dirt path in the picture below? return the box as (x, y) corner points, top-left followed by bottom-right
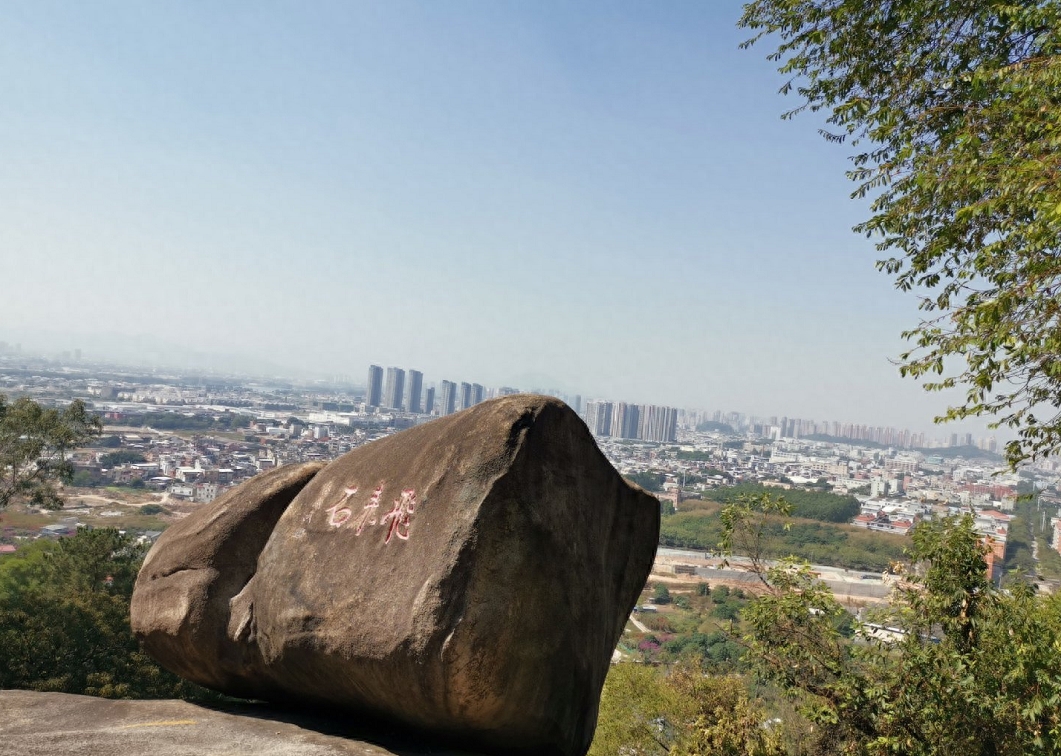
(64, 492), (165, 509)
(629, 616), (650, 633)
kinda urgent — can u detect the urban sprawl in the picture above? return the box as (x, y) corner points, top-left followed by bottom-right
(2, 347), (1059, 589)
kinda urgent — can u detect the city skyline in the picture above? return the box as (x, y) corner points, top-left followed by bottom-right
(312, 356), (1004, 449)
(0, 2), (996, 437)
(0, 339), (1002, 445)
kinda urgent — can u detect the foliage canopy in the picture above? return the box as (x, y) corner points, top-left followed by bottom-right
(589, 663), (786, 756)
(0, 529), (206, 699)
(706, 482), (859, 523)
(627, 470), (666, 493)
(0, 394), (101, 510)
(721, 492), (1061, 754)
(740, 0), (1061, 467)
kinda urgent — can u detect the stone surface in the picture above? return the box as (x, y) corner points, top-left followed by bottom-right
(131, 461), (325, 695)
(132, 395), (660, 756)
(0, 690), (484, 755)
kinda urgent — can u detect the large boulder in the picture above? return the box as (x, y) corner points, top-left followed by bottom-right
(132, 395), (660, 756)
(131, 461), (325, 695)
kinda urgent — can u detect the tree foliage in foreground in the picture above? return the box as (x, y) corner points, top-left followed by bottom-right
(589, 663), (786, 756)
(740, 0), (1061, 467)
(0, 529), (214, 700)
(0, 394), (101, 510)
(722, 492), (1061, 754)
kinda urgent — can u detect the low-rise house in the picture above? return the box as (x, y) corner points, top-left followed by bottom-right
(39, 518), (80, 539)
(168, 483), (195, 499)
(195, 482), (221, 503)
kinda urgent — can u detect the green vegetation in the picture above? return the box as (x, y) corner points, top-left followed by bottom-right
(99, 451), (148, 467)
(70, 469), (106, 488)
(662, 505), (905, 572)
(1004, 502), (1037, 579)
(589, 664), (785, 756)
(914, 445), (1003, 462)
(0, 529), (213, 699)
(741, 0), (1061, 468)
(663, 629), (740, 663)
(1, 395), (101, 510)
(1037, 540), (1061, 583)
(627, 582), (752, 669)
(708, 491), (1061, 754)
(626, 471), (665, 493)
(652, 583), (672, 605)
(0, 507), (169, 535)
(1004, 491), (1061, 582)
(704, 482), (859, 523)
(676, 450), (715, 462)
(595, 577), (788, 754)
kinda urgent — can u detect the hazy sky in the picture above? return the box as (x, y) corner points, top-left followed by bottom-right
(0, 1), (989, 435)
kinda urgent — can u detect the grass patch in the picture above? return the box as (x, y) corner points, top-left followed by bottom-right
(660, 510), (907, 572)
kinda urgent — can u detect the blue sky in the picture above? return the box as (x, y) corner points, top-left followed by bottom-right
(0, 1), (987, 435)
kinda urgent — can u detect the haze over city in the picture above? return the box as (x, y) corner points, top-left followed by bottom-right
(0, 1), (987, 435)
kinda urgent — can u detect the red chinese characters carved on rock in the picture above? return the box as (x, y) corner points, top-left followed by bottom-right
(326, 486), (359, 528)
(380, 489), (417, 543)
(324, 483), (418, 544)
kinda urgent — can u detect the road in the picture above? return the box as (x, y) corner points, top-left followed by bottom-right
(654, 546), (893, 600)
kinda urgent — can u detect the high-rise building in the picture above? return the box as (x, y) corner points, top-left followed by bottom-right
(406, 370), (424, 414)
(384, 367), (406, 411)
(424, 386), (435, 415)
(366, 365), (383, 408)
(611, 403), (626, 439)
(612, 402), (640, 439)
(639, 405), (677, 442)
(585, 401), (613, 436)
(459, 382), (472, 411)
(440, 381), (457, 416)
(471, 383), (484, 406)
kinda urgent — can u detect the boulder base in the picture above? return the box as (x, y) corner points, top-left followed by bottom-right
(0, 690), (484, 756)
(132, 395), (660, 756)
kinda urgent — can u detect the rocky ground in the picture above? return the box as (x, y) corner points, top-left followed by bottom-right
(0, 690), (484, 756)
